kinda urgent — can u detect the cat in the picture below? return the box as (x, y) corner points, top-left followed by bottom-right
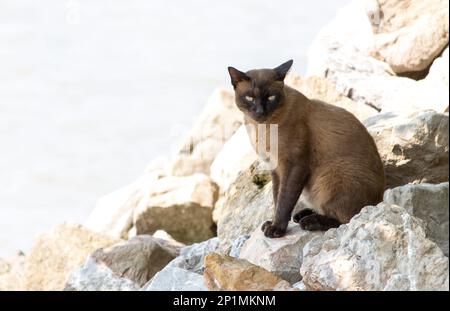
(227, 60), (386, 238)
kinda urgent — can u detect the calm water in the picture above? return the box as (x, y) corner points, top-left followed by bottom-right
(0, 0), (349, 256)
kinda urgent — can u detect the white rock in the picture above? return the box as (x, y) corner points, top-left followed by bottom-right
(210, 125), (257, 194)
(301, 203), (449, 291)
(239, 222), (322, 283)
(64, 257), (139, 291)
(141, 267), (207, 291)
(384, 182), (449, 256)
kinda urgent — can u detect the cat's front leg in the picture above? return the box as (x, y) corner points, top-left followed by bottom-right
(262, 165), (308, 238)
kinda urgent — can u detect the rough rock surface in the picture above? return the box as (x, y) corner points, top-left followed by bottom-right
(142, 267), (207, 291)
(165, 237), (219, 274)
(64, 257), (139, 291)
(239, 222), (322, 283)
(89, 235), (178, 287)
(0, 252), (26, 291)
(285, 74), (378, 122)
(370, 0), (449, 73)
(171, 88), (243, 176)
(133, 173), (218, 244)
(204, 253), (296, 291)
(365, 110), (449, 188)
(301, 203), (449, 291)
(23, 224), (120, 291)
(384, 182), (449, 256)
(217, 162), (274, 253)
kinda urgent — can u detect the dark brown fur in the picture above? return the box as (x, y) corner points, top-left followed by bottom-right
(228, 60), (386, 237)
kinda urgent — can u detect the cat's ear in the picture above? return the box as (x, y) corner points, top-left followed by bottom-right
(274, 59), (293, 81)
(228, 66), (250, 88)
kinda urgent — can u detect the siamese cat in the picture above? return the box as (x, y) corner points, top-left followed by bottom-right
(228, 60), (385, 238)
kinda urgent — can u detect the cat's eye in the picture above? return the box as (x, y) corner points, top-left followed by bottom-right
(245, 95), (254, 102)
(268, 95), (276, 101)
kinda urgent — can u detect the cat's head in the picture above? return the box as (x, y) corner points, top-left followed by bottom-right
(227, 60), (293, 123)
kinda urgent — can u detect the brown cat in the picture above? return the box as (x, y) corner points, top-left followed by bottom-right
(227, 60), (386, 238)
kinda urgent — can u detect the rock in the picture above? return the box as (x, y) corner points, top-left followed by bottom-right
(370, 0), (449, 73)
(210, 125), (257, 195)
(152, 230), (186, 250)
(89, 235), (178, 287)
(23, 224), (120, 291)
(306, 2), (449, 114)
(166, 237), (219, 274)
(301, 203), (449, 291)
(133, 173), (219, 244)
(85, 170), (164, 239)
(171, 89), (243, 176)
(204, 253), (296, 291)
(239, 222), (322, 283)
(216, 162), (274, 253)
(384, 182), (449, 256)
(229, 235), (251, 258)
(217, 162), (306, 253)
(64, 257), (139, 291)
(285, 74), (378, 122)
(0, 252), (26, 291)
(292, 281), (308, 291)
(365, 110), (449, 188)
(142, 267), (207, 291)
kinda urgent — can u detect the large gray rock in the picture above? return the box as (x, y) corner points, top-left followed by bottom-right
(384, 182), (449, 256)
(365, 110), (449, 188)
(301, 203), (449, 291)
(239, 222), (322, 283)
(89, 235), (178, 287)
(171, 88), (243, 176)
(370, 0), (449, 73)
(165, 237), (220, 274)
(64, 257), (139, 291)
(141, 267), (207, 291)
(132, 173), (219, 244)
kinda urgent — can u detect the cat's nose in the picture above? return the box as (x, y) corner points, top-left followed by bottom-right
(255, 106), (264, 117)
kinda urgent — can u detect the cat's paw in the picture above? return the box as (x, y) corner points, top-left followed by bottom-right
(293, 208), (315, 223)
(261, 220), (286, 238)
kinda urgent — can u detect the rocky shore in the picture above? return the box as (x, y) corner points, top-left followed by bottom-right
(1, 0), (448, 291)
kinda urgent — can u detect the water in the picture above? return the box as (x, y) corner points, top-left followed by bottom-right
(0, 0), (349, 256)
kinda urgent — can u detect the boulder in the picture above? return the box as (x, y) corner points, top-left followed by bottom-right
(89, 235), (179, 287)
(217, 162), (307, 253)
(142, 267), (207, 291)
(85, 170), (164, 239)
(204, 253), (296, 291)
(370, 0), (449, 73)
(301, 203), (449, 291)
(285, 74), (378, 122)
(306, 1), (449, 114)
(64, 257), (139, 291)
(217, 162), (274, 253)
(132, 173), (219, 244)
(239, 222), (322, 283)
(384, 182), (449, 255)
(171, 89), (243, 176)
(23, 224), (120, 291)
(165, 237), (219, 274)
(365, 110), (449, 188)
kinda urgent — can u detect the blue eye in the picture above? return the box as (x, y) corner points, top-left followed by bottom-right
(268, 95), (276, 101)
(245, 95), (254, 102)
